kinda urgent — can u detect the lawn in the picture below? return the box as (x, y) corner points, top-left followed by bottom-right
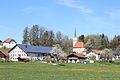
(0, 62), (120, 80)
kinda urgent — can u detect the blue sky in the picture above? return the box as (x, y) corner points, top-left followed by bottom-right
(0, 0), (120, 43)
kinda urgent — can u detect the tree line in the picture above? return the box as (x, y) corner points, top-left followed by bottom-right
(22, 25), (73, 52)
(22, 25), (120, 52)
(78, 34), (120, 51)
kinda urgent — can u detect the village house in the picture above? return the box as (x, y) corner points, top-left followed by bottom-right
(8, 44), (53, 62)
(67, 53), (87, 63)
(3, 38), (17, 48)
(83, 49), (104, 60)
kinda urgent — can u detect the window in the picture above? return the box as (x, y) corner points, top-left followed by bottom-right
(18, 54), (21, 57)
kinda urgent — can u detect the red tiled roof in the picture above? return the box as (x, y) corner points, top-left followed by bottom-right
(83, 49), (88, 52)
(20, 57), (29, 59)
(83, 49), (104, 54)
(72, 54), (87, 58)
(73, 42), (84, 48)
(4, 38), (14, 43)
(92, 49), (104, 54)
(0, 50), (9, 55)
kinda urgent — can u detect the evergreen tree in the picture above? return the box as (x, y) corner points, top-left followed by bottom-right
(22, 27), (29, 44)
(78, 35), (85, 42)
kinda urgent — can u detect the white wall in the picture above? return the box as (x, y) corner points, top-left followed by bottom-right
(9, 46), (27, 61)
(9, 46), (46, 62)
(86, 52), (100, 60)
(73, 37), (78, 46)
(73, 48), (85, 53)
(3, 41), (16, 48)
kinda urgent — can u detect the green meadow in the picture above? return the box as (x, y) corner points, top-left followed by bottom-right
(0, 62), (120, 80)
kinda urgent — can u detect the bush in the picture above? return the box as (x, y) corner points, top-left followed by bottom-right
(0, 58), (5, 62)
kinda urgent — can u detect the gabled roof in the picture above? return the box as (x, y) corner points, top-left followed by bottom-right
(74, 54), (87, 58)
(92, 49), (104, 54)
(68, 53), (87, 58)
(73, 42), (84, 48)
(9, 44), (53, 54)
(0, 50), (9, 55)
(4, 38), (16, 43)
(83, 49), (104, 54)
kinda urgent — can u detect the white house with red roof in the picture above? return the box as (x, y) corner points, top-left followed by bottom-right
(83, 49), (105, 60)
(3, 38), (17, 48)
(73, 28), (85, 53)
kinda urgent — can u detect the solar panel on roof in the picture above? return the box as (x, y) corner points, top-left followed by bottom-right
(17, 44), (53, 54)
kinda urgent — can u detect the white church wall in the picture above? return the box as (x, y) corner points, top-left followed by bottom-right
(73, 48), (85, 53)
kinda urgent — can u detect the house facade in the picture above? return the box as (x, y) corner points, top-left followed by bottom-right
(8, 44), (53, 62)
(83, 49), (104, 60)
(67, 53), (87, 63)
(3, 38), (17, 48)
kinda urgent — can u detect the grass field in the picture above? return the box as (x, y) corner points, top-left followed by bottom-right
(0, 62), (120, 80)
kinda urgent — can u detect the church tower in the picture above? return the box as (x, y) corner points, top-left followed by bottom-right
(73, 27), (78, 46)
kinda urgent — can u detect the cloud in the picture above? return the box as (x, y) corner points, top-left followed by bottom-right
(57, 0), (94, 14)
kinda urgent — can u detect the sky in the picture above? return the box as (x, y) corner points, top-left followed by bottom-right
(0, 0), (120, 43)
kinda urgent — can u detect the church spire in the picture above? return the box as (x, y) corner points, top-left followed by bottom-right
(73, 26), (78, 46)
(74, 26), (77, 38)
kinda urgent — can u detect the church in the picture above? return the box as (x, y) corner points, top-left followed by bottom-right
(72, 28), (105, 61)
(73, 28), (85, 53)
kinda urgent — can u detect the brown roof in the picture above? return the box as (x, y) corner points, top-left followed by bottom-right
(73, 42), (84, 48)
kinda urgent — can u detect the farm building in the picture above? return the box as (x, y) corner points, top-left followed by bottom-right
(8, 44), (53, 62)
(83, 49), (105, 60)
